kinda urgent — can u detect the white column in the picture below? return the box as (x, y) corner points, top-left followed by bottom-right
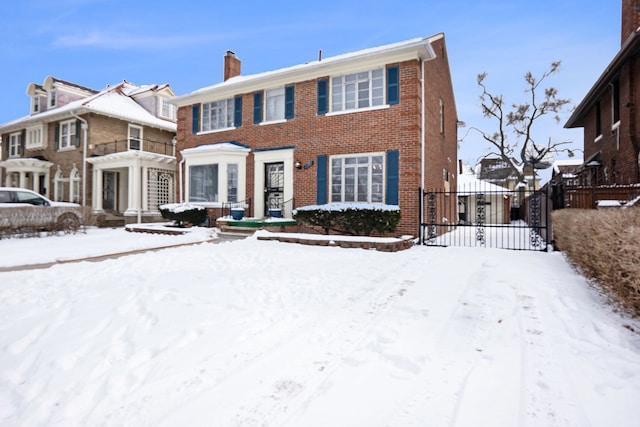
(94, 168), (104, 212)
(19, 172), (26, 189)
(141, 165), (148, 211)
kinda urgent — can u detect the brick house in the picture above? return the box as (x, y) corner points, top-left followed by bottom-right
(0, 77), (177, 224)
(565, 0), (640, 185)
(171, 34), (458, 236)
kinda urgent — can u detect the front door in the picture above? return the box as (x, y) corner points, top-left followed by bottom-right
(264, 162), (284, 214)
(103, 171), (117, 211)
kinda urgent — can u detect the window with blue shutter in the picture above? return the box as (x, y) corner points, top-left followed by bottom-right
(316, 154), (327, 204)
(253, 92), (263, 124)
(192, 105), (200, 134)
(317, 79), (328, 115)
(285, 85), (295, 119)
(386, 150), (399, 205)
(387, 65), (399, 105)
(234, 96), (243, 127)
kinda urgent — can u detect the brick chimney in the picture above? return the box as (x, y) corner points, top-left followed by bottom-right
(621, 0), (640, 44)
(224, 51), (241, 81)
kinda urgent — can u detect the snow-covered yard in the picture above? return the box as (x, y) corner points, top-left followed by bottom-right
(1, 228), (639, 426)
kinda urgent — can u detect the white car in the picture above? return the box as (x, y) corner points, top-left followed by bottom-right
(0, 187), (83, 233)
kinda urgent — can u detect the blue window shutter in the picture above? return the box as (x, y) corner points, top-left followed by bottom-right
(253, 92), (262, 124)
(386, 150), (399, 205)
(285, 85), (295, 119)
(234, 96), (243, 127)
(192, 105), (200, 133)
(387, 65), (399, 105)
(316, 155), (327, 204)
(317, 79), (328, 115)
(54, 123), (60, 150)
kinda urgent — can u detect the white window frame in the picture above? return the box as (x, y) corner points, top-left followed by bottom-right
(32, 96), (40, 113)
(227, 163), (239, 203)
(128, 124), (143, 150)
(202, 98), (235, 132)
(9, 132), (21, 157)
(26, 124), (45, 150)
(59, 119), (76, 150)
(160, 99), (177, 120)
(330, 152), (385, 204)
(49, 89), (57, 108)
(70, 166), (80, 203)
(265, 87), (285, 122)
(330, 69), (385, 114)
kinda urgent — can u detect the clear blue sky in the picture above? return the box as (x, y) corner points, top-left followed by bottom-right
(0, 0), (620, 176)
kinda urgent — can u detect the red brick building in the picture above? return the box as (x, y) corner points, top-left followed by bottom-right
(171, 35), (458, 236)
(565, 0), (640, 185)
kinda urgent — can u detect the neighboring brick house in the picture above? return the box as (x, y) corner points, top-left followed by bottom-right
(565, 0), (640, 185)
(171, 34), (458, 236)
(0, 77), (177, 223)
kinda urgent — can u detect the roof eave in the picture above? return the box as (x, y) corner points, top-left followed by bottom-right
(171, 37), (436, 107)
(565, 29), (640, 128)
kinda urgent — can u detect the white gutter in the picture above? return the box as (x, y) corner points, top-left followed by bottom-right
(71, 111), (88, 207)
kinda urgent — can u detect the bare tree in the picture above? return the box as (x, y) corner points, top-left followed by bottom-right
(464, 61), (572, 185)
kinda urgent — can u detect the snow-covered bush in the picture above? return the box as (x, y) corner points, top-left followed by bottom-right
(159, 203), (208, 227)
(293, 203), (400, 236)
(553, 208), (640, 316)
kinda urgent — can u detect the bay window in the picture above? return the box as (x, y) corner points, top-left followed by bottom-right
(189, 164), (218, 202)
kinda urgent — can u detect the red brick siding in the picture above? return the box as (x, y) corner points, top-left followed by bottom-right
(176, 51), (457, 236)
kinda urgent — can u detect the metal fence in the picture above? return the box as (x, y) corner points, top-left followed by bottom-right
(419, 186), (551, 251)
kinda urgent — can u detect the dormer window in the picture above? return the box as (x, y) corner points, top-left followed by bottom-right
(32, 96), (40, 113)
(161, 99), (176, 120)
(49, 89), (57, 108)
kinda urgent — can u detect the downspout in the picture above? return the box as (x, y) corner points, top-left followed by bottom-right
(179, 157), (185, 203)
(420, 59), (426, 222)
(71, 111), (88, 207)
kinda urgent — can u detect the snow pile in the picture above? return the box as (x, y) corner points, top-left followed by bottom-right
(293, 202), (400, 214)
(0, 230), (639, 425)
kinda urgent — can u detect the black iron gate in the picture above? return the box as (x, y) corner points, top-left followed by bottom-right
(419, 186), (551, 251)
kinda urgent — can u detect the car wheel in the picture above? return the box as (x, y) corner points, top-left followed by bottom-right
(57, 213), (80, 233)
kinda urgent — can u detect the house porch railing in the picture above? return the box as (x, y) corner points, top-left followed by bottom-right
(91, 139), (175, 157)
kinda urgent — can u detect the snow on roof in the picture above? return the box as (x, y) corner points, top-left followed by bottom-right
(0, 82), (176, 132)
(457, 173), (511, 195)
(172, 36), (436, 105)
(552, 159), (583, 173)
(181, 141), (250, 154)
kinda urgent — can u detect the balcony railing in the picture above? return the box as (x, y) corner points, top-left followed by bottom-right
(91, 139), (175, 157)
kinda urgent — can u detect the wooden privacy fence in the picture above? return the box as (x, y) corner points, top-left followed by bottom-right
(552, 184), (640, 209)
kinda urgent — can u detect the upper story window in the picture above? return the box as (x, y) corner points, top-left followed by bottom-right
(330, 153), (384, 203)
(161, 99), (177, 120)
(49, 89), (57, 108)
(611, 79), (620, 127)
(128, 124), (143, 150)
(331, 69), (384, 112)
(32, 96), (40, 113)
(203, 98), (235, 131)
(59, 119), (76, 149)
(439, 99), (445, 135)
(9, 132), (22, 157)
(26, 125), (45, 150)
(265, 87), (285, 122)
